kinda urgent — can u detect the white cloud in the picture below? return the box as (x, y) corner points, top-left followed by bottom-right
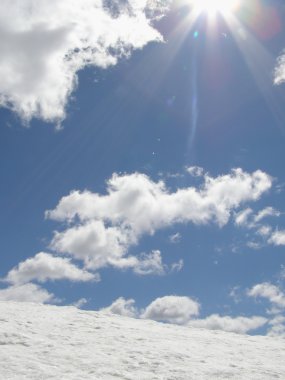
(0, 0), (169, 124)
(170, 259), (184, 273)
(234, 208), (253, 226)
(267, 315), (285, 337)
(5, 252), (98, 284)
(169, 232), (181, 244)
(256, 225), (272, 237)
(247, 283), (285, 309)
(235, 206), (280, 229)
(48, 169), (272, 229)
(51, 220), (135, 270)
(254, 207), (281, 223)
(274, 53), (285, 85)
(46, 169), (272, 272)
(186, 166), (204, 177)
(0, 283), (55, 303)
(268, 230), (285, 246)
(101, 297), (138, 318)
(229, 286), (242, 304)
(141, 295), (200, 325)
(73, 298), (88, 309)
(188, 315), (267, 335)
(246, 241), (263, 250)
(132, 250), (166, 276)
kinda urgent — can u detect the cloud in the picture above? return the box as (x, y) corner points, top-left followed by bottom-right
(132, 250), (166, 276)
(267, 315), (285, 337)
(46, 169), (272, 272)
(268, 230), (285, 246)
(101, 297), (138, 318)
(234, 206), (282, 249)
(169, 232), (181, 244)
(170, 259), (184, 273)
(234, 208), (253, 226)
(50, 220), (135, 270)
(48, 169), (272, 229)
(0, 283), (55, 303)
(247, 283), (285, 309)
(235, 207), (280, 228)
(254, 207), (281, 223)
(141, 295), (200, 324)
(0, 0), (169, 124)
(101, 293), (270, 335)
(5, 252), (98, 284)
(186, 166), (204, 177)
(73, 298), (88, 309)
(256, 225), (272, 237)
(188, 315), (267, 335)
(274, 53), (285, 85)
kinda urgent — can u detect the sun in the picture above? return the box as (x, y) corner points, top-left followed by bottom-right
(192, 0), (239, 16)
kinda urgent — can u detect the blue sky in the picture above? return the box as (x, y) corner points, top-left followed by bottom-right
(1, 0), (285, 335)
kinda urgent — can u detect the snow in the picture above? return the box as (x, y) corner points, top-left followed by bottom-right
(0, 302), (284, 379)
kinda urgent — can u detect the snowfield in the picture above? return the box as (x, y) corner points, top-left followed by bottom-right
(0, 302), (284, 379)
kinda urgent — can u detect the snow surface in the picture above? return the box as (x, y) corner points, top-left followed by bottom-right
(0, 302), (284, 380)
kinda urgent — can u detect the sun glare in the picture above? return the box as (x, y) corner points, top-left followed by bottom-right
(192, 0), (239, 17)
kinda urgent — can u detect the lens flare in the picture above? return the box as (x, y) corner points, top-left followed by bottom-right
(192, 0), (239, 16)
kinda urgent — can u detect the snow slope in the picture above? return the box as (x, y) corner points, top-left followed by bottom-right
(0, 302), (284, 379)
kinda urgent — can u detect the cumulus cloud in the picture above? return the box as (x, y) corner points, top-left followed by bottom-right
(141, 295), (200, 324)
(48, 169), (272, 228)
(274, 53), (285, 85)
(46, 169), (272, 271)
(247, 283), (285, 309)
(5, 252), (98, 284)
(101, 297), (138, 318)
(188, 315), (267, 335)
(268, 230), (285, 246)
(51, 221), (135, 270)
(0, 283), (55, 303)
(0, 0), (169, 124)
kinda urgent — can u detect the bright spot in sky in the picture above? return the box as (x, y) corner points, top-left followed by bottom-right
(192, 0), (239, 16)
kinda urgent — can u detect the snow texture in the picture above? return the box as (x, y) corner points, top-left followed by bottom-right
(0, 302), (284, 379)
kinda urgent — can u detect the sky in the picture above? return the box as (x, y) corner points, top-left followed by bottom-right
(0, 0), (285, 337)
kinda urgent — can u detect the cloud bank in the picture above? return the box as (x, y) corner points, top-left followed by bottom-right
(0, 0), (169, 124)
(103, 295), (267, 335)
